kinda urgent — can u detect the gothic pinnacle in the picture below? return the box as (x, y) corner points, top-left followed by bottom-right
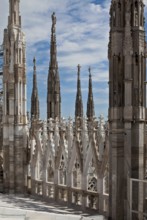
(31, 57), (40, 120)
(87, 67), (95, 120)
(47, 13), (61, 120)
(75, 64), (83, 118)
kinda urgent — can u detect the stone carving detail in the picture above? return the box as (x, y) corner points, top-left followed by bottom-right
(59, 155), (66, 185)
(87, 195), (97, 209)
(112, 3), (116, 27)
(72, 158), (81, 188)
(118, 2), (121, 26)
(135, 1), (139, 26)
(47, 159), (54, 182)
(103, 164), (109, 195)
(54, 118), (60, 152)
(35, 153), (43, 180)
(140, 2), (144, 27)
(125, 0), (131, 12)
(87, 159), (97, 192)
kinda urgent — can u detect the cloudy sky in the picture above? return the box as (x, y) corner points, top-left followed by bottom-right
(0, 0), (147, 120)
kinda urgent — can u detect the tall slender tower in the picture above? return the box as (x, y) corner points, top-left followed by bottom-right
(3, 0), (27, 193)
(75, 64), (83, 118)
(31, 57), (40, 120)
(108, 0), (146, 219)
(47, 12), (61, 120)
(86, 67), (95, 121)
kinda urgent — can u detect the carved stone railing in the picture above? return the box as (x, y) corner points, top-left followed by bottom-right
(84, 190), (99, 210)
(32, 180), (55, 199)
(44, 182), (55, 198)
(57, 185), (68, 202)
(31, 179), (101, 212)
(71, 187), (83, 206)
(32, 179), (43, 196)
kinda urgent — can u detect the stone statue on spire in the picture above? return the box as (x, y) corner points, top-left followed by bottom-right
(33, 57), (36, 71)
(52, 12), (56, 34)
(77, 64), (81, 73)
(52, 12), (56, 25)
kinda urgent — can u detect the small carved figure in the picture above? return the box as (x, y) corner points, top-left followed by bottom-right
(112, 5), (116, 27)
(118, 1), (121, 26)
(135, 2), (138, 26)
(140, 3), (143, 26)
(52, 12), (56, 26)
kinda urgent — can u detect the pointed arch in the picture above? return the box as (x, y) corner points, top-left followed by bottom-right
(68, 138), (83, 173)
(68, 137), (83, 189)
(84, 137), (99, 175)
(56, 137), (68, 185)
(30, 129), (43, 181)
(44, 136), (55, 183)
(47, 157), (54, 182)
(58, 154), (67, 185)
(72, 157), (82, 188)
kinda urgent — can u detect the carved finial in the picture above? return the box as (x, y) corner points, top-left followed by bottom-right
(33, 57), (36, 64)
(33, 57), (36, 72)
(77, 64), (81, 73)
(77, 65), (81, 79)
(48, 118), (54, 131)
(89, 66), (91, 77)
(52, 12), (56, 26)
(33, 57), (36, 65)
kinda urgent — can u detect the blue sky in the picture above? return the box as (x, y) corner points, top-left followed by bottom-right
(0, 0), (147, 120)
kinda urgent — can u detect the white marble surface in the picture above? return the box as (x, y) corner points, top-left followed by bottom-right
(0, 194), (105, 220)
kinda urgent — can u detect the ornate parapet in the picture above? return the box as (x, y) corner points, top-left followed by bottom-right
(28, 116), (109, 215)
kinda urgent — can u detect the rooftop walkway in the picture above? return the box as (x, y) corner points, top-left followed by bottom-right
(0, 194), (105, 220)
